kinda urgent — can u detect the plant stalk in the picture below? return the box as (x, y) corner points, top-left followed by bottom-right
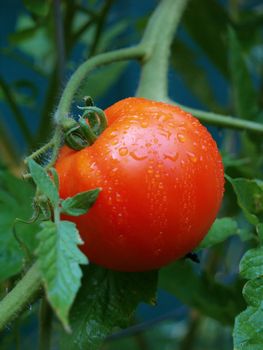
(55, 45), (146, 122)
(136, 0), (189, 100)
(0, 263), (42, 332)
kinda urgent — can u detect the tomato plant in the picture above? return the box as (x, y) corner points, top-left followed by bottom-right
(1, 0), (263, 349)
(56, 97), (224, 271)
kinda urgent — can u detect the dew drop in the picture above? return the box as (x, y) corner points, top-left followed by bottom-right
(111, 139), (118, 146)
(147, 168), (154, 174)
(177, 133), (185, 143)
(130, 151), (147, 161)
(119, 147), (128, 156)
(187, 151), (197, 163)
(164, 152), (179, 162)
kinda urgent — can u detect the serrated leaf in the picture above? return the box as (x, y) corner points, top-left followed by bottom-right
(0, 170), (39, 282)
(159, 260), (245, 325)
(234, 306), (263, 350)
(23, 0), (51, 17)
(228, 27), (259, 121)
(197, 217), (238, 250)
(239, 247), (263, 280)
(28, 159), (59, 207)
(226, 175), (263, 225)
(61, 189), (100, 216)
(243, 278), (263, 308)
(36, 220), (88, 329)
(60, 265), (158, 350)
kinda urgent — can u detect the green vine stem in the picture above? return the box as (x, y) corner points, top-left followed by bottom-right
(136, 0), (189, 100)
(168, 99), (263, 134)
(0, 263), (42, 332)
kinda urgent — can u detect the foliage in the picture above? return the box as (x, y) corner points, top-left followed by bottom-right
(0, 0), (263, 349)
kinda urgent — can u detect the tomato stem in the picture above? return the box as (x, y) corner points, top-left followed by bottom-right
(55, 46), (146, 123)
(168, 99), (263, 134)
(136, 0), (189, 100)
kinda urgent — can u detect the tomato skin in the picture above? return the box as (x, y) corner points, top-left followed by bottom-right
(56, 97), (224, 271)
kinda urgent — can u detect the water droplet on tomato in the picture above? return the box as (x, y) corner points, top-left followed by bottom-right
(164, 152), (179, 162)
(130, 151), (147, 161)
(141, 121), (148, 128)
(187, 151), (197, 163)
(177, 133), (185, 143)
(119, 147), (128, 156)
(111, 139), (118, 146)
(147, 167), (154, 174)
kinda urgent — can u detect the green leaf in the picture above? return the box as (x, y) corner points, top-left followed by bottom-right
(36, 220), (88, 330)
(228, 27), (259, 120)
(197, 217), (238, 250)
(256, 223), (263, 244)
(226, 175), (263, 225)
(28, 159), (59, 207)
(60, 265), (158, 350)
(23, 0), (51, 17)
(234, 306), (263, 350)
(239, 247), (263, 280)
(159, 260), (245, 325)
(183, 0), (228, 76)
(242, 278), (263, 308)
(61, 188), (101, 216)
(0, 170), (39, 282)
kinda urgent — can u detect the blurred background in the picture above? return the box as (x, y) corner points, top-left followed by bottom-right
(1, 0), (263, 349)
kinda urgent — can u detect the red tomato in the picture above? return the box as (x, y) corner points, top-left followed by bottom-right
(55, 97), (224, 271)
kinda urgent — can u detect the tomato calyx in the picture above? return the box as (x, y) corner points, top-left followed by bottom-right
(61, 96), (108, 151)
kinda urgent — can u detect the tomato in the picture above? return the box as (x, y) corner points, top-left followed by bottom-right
(55, 97), (224, 271)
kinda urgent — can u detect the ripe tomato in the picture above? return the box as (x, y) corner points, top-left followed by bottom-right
(55, 97), (224, 271)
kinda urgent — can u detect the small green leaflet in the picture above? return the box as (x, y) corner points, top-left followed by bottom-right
(28, 159), (59, 207)
(234, 307), (263, 350)
(197, 217), (238, 250)
(36, 220), (88, 330)
(239, 247), (263, 280)
(60, 265), (158, 350)
(61, 189), (101, 216)
(226, 175), (263, 225)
